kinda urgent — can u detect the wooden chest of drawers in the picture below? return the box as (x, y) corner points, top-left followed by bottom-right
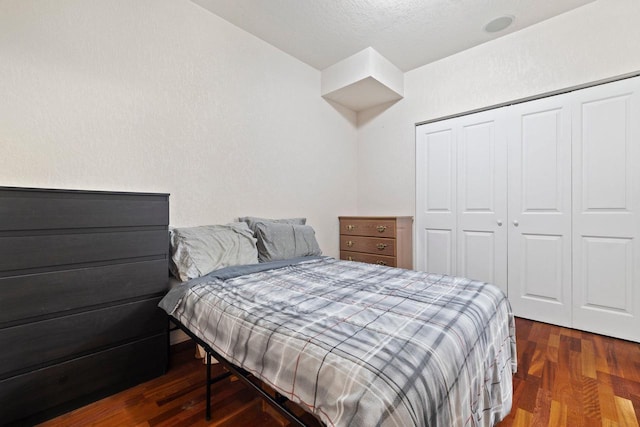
(339, 216), (413, 269)
(0, 187), (169, 425)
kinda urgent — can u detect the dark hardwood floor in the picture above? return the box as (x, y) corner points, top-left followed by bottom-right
(39, 341), (285, 427)
(40, 317), (640, 427)
(498, 318), (640, 427)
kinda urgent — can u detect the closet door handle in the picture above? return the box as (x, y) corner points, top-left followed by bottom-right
(497, 220), (503, 226)
(513, 220), (519, 227)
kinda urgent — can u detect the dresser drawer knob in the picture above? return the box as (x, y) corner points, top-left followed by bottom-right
(346, 240), (354, 247)
(376, 243), (387, 250)
(346, 224), (356, 231)
(376, 260), (387, 266)
(347, 256), (353, 261)
(376, 225), (387, 233)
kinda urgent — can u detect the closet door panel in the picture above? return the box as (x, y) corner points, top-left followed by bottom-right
(507, 95), (572, 326)
(457, 110), (508, 293)
(416, 120), (457, 275)
(459, 230), (496, 284)
(424, 229), (454, 275)
(581, 97), (630, 210)
(581, 237), (633, 313)
(520, 234), (564, 301)
(572, 77), (640, 342)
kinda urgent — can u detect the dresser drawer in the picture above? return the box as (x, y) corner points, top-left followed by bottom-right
(340, 251), (397, 267)
(0, 297), (166, 377)
(0, 230), (168, 273)
(0, 259), (168, 326)
(339, 218), (397, 238)
(0, 189), (168, 231)
(340, 236), (395, 256)
(0, 333), (167, 425)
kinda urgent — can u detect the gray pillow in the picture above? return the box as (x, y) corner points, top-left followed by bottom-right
(239, 216), (306, 234)
(169, 222), (258, 281)
(254, 222), (322, 262)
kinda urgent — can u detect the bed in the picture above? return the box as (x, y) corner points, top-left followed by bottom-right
(159, 218), (516, 426)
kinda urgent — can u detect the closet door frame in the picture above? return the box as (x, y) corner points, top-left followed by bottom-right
(415, 74), (640, 342)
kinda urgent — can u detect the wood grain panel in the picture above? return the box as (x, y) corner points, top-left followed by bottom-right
(0, 186), (170, 426)
(340, 251), (397, 267)
(339, 216), (412, 269)
(0, 333), (167, 425)
(0, 230), (168, 272)
(0, 188), (168, 231)
(0, 297), (166, 377)
(497, 317), (640, 426)
(338, 218), (397, 237)
(339, 235), (396, 256)
(0, 259), (167, 326)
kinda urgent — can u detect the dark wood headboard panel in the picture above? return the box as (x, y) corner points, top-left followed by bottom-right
(0, 187), (169, 425)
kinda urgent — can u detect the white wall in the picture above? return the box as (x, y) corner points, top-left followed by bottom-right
(356, 0), (640, 216)
(0, 0), (358, 257)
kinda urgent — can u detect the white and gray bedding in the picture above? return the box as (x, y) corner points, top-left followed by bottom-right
(253, 221), (322, 262)
(169, 222), (258, 281)
(160, 256), (516, 427)
(238, 216), (321, 262)
(169, 218), (322, 282)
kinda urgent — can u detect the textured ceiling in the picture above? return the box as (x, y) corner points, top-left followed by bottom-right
(191, 0), (596, 72)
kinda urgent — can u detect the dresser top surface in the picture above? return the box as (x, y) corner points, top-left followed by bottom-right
(0, 186), (169, 197)
(339, 216), (413, 220)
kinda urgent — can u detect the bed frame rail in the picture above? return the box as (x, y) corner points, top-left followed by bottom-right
(170, 318), (309, 426)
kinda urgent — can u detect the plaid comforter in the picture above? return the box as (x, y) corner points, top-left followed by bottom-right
(161, 257), (516, 427)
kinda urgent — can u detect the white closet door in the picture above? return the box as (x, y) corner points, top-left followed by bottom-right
(416, 118), (457, 275)
(456, 109), (508, 293)
(572, 76), (640, 342)
(507, 95), (572, 326)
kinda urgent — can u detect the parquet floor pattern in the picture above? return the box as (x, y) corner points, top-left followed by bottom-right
(41, 317), (640, 427)
(498, 317), (640, 427)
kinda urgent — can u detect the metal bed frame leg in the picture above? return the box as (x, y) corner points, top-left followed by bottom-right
(206, 352), (212, 421)
(171, 318), (307, 426)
